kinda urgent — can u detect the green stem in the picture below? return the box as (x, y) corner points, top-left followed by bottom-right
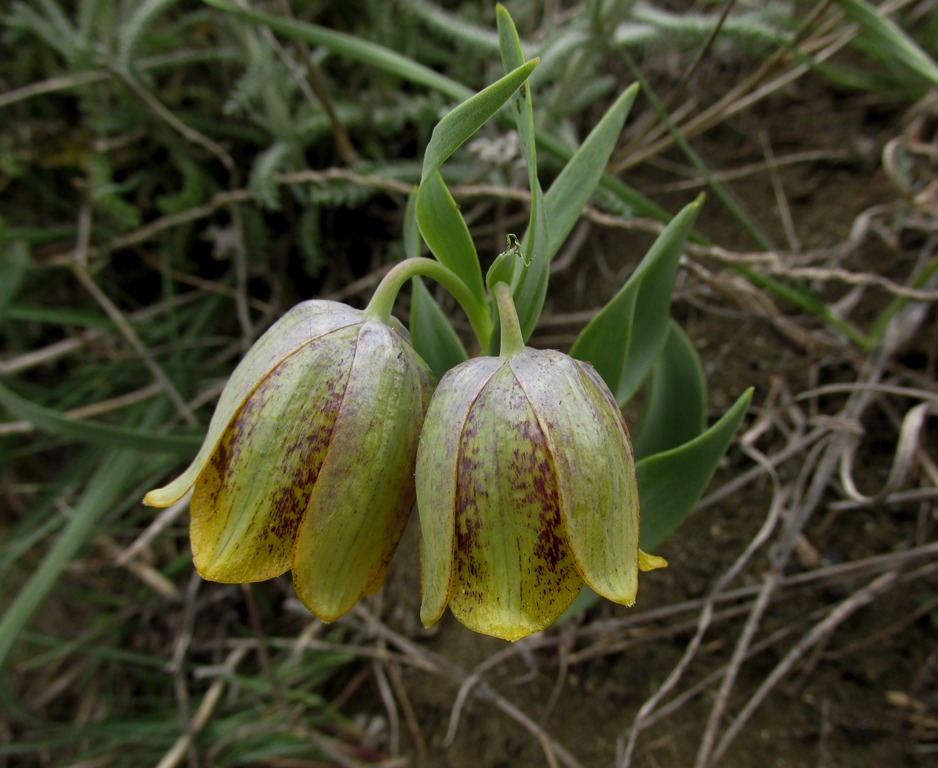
(494, 282), (526, 357)
(364, 257), (492, 348)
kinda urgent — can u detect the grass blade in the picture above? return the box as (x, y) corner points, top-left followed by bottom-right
(202, 0), (470, 100)
(0, 444), (143, 670)
(837, 0), (938, 87)
(0, 380), (201, 454)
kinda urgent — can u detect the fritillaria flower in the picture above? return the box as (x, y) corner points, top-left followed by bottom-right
(145, 300), (433, 622)
(416, 285), (665, 641)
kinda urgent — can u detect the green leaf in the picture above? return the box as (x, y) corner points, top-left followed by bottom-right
(836, 0), (938, 87)
(638, 388), (753, 552)
(496, 4), (550, 343)
(415, 171), (485, 303)
(570, 197), (701, 404)
(202, 0), (470, 101)
(420, 59), (538, 182)
(0, 380), (202, 454)
(633, 320), (706, 460)
(0, 448), (165, 672)
(402, 186), (421, 261)
(543, 84), (638, 257)
(409, 277), (468, 382)
(405, 187), (468, 380)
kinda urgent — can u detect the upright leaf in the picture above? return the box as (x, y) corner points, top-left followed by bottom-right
(420, 59), (538, 181)
(496, 4), (550, 342)
(633, 320), (706, 460)
(837, 0), (938, 87)
(415, 171), (484, 302)
(404, 189), (469, 380)
(638, 388), (753, 551)
(203, 0), (470, 100)
(571, 197), (701, 404)
(410, 278), (468, 381)
(543, 84), (638, 257)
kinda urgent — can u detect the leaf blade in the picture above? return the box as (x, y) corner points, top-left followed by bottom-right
(421, 59), (538, 182)
(633, 320), (707, 460)
(415, 171), (485, 302)
(543, 84), (638, 257)
(570, 197), (701, 403)
(638, 388), (753, 552)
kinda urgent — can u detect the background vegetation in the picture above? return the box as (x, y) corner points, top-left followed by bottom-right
(1, 1), (936, 766)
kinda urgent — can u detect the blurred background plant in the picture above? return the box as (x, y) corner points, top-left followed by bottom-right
(2, 1), (937, 766)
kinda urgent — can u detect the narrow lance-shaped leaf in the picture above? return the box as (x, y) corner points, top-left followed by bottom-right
(570, 197), (701, 405)
(633, 320), (706, 460)
(415, 171), (484, 304)
(403, 188), (468, 382)
(638, 388), (753, 552)
(836, 0), (938, 87)
(410, 277), (468, 381)
(420, 59), (538, 181)
(202, 0), (470, 100)
(203, 0), (675, 236)
(543, 84), (638, 257)
(0, 379), (201, 454)
(496, 4), (550, 343)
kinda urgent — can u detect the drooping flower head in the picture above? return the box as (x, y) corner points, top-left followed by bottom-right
(145, 300), (433, 622)
(416, 285), (664, 641)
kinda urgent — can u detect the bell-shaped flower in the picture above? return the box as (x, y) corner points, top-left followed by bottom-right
(145, 300), (433, 622)
(417, 286), (664, 641)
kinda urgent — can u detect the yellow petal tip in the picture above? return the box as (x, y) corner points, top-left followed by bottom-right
(143, 489), (168, 507)
(638, 549), (668, 572)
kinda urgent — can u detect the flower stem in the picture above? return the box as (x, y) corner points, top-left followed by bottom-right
(494, 282), (526, 358)
(364, 257), (492, 348)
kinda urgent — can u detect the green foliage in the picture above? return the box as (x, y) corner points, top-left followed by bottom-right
(837, 0), (938, 89)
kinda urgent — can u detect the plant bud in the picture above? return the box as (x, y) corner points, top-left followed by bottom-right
(145, 300), (434, 622)
(417, 348), (665, 641)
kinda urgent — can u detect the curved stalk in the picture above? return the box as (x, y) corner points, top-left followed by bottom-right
(364, 257), (492, 349)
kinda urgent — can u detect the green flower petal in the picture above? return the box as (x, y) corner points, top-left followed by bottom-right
(144, 301), (362, 508)
(292, 322), (434, 622)
(512, 352), (640, 605)
(189, 325), (359, 582)
(416, 356), (501, 628)
(447, 364), (582, 641)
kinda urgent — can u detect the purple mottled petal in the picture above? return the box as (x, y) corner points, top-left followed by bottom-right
(416, 356), (501, 628)
(447, 364), (582, 641)
(189, 324), (358, 582)
(511, 351), (640, 605)
(145, 301), (362, 507)
(293, 322), (434, 622)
